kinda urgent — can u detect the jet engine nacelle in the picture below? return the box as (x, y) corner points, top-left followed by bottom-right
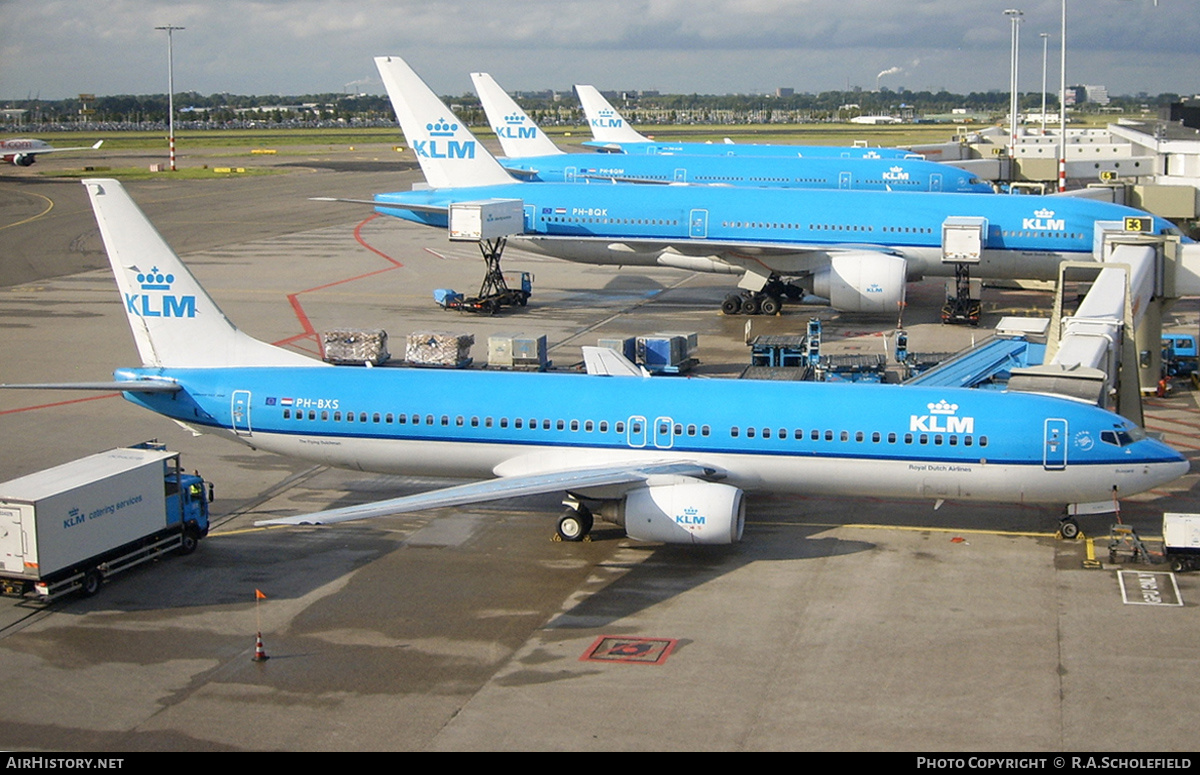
(620, 480), (745, 545)
(812, 253), (906, 314)
(13, 154), (35, 167)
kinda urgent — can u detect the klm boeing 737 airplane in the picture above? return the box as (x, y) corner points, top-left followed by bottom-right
(576, 84), (919, 159)
(373, 56), (1187, 316)
(14, 178), (1185, 545)
(472, 73), (992, 194)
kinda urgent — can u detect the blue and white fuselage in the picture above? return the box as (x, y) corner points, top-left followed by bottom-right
(497, 153), (993, 193)
(117, 363), (1187, 510)
(581, 139), (921, 159)
(374, 181), (1182, 281)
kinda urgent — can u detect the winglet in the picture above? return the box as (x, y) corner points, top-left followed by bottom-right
(375, 56), (515, 189)
(471, 73), (563, 159)
(82, 178), (320, 369)
(575, 85), (650, 145)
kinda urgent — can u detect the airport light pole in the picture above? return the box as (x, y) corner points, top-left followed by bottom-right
(1005, 9), (1024, 162)
(1058, 1), (1067, 191)
(155, 25), (185, 172)
(1040, 32), (1050, 134)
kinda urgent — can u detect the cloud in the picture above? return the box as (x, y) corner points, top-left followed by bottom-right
(1, 0), (1195, 99)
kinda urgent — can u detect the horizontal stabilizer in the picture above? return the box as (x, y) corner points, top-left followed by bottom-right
(0, 380), (182, 393)
(313, 195), (449, 214)
(582, 346), (647, 377)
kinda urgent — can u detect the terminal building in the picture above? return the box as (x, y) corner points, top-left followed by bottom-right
(911, 118), (1200, 231)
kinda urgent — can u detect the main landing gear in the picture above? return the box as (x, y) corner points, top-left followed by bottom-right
(556, 504), (594, 542)
(721, 278), (806, 316)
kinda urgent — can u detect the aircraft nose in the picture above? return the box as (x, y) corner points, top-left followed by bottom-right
(1153, 443), (1191, 486)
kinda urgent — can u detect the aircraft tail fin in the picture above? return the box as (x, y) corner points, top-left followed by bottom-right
(83, 179), (320, 370)
(470, 72), (564, 159)
(375, 56), (515, 189)
(575, 85), (650, 144)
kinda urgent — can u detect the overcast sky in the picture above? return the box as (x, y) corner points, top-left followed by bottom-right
(1, 0), (1195, 101)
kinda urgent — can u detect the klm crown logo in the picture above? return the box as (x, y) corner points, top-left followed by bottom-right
(591, 108), (623, 129)
(125, 266), (196, 319)
(1023, 207), (1064, 231)
(882, 165), (910, 181)
(495, 112), (538, 140)
(910, 398), (974, 433)
(413, 117), (476, 160)
(427, 118), (458, 137)
(675, 506), (706, 528)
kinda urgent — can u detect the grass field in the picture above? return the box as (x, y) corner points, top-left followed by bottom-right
(32, 117), (1120, 180)
(23, 119), (1085, 156)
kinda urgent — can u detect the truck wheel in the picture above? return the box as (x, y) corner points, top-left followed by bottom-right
(1171, 557), (1188, 573)
(178, 527), (200, 556)
(81, 569), (101, 597)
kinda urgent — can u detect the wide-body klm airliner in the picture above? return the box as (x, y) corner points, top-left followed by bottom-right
(15, 178), (1184, 546)
(575, 84), (919, 159)
(0, 138), (103, 166)
(472, 73), (992, 194)
(373, 56), (1186, 316)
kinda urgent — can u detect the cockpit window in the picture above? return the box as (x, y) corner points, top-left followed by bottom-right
(1101, 425), (1147, 447)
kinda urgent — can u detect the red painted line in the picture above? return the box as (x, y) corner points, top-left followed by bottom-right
(0, 392), (118, 416)
(272, 214), (406, 355)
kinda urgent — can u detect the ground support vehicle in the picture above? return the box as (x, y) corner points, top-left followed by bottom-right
(0, 444), (211, 600)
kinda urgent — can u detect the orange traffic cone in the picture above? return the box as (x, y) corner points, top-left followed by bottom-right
(252, 632), (269, 662)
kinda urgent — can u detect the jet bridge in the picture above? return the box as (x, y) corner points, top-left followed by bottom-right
(1007, 222), (1187, 425)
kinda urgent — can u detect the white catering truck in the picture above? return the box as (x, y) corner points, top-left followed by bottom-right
(0, 444), (211, 600)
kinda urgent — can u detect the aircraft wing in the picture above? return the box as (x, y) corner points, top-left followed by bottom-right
(255, 460), (723, 526)
(29, 140), (105, 155)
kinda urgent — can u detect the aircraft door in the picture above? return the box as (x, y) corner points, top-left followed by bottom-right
(627, 415), (647, 448)
(930, 173), (943, 192)
(231, 390), (252, 437)
(689, 209), (709, 238)
(654, 416), (675, 449)
(674, 168), (687, 183)
(564, 166), (577, 182)
(1043, 418), (1067, 470)
(524, 204), (536, 231)
(839, 171), (852, 189)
